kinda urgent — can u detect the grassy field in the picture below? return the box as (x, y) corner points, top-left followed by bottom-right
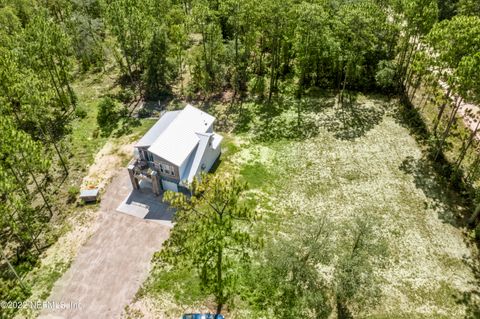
(128, 93), (479, 318)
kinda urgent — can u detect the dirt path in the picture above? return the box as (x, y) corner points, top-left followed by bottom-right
(38, 170), (170, 319)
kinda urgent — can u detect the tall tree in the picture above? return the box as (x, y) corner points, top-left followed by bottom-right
(396, 0), (438, 92)
(334, 215), (387, 318)
(425, 16), (480, 155)
(161, 174), (260, 313)
(190, 1), (226, 94)
(103, 0), (154, 88)
(453, 53), (480, 172)
(245, 217), (334, 319)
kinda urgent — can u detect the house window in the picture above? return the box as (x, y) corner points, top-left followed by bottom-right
(159, 163), (175, 176)
(147, 152), (153, 162)
(139, 149), (146, 160)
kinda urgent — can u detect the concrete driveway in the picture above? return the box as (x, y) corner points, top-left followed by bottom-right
(116, 181), (174, 227)
(40, 170), (171, 319)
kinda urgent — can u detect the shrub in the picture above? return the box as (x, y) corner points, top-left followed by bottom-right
(375, 60), (397, 91)
(67, 186), (80, 203)
(97, 97), (125, 137)
(74, 107), (87, 119)
(138, 107), (151, 118)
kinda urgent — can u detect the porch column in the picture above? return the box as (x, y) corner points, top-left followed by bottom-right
(128, 165), (139, 190)
(151, 171), (161, 196)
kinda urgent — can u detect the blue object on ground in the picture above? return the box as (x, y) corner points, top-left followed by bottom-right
(182, 314), (224, 319)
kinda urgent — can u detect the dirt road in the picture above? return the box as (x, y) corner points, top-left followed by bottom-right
(39, 170), (171, 319)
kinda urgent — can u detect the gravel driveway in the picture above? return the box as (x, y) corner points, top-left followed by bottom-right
(39, 170), (171, 319)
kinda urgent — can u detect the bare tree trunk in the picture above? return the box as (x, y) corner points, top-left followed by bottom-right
(339, 65), (348, 107)
(215, 247), (223, 314)
(434, 97), (463, 160)
(1, 246), (27, 291)
(454, 120), (480, 172)
(469, 204), (480, 225)
(433, 88), (452, 134)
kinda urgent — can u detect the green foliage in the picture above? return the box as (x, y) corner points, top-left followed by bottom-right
(0, 277), (31, 318)
(143, 27), (172, 99)
(189, 4), (227, 94)
(69, 10), (105, 71)
(375, 60), (397, 91)
(426, 15), (480, 71)
(457, 0), (480, 17)
(2, 0), (480, 316)
(67, 186), (80, 203)
(334, 215), (388, 316)
(74, 107), (88, 119)
(438, 0), (458, 20)
(96, 97), (126, 137)
(457, 52), (480, 103)
(243, 217), (334, 319)
(161, 174), (261, 312)
(475, 224), (480, 240)
(140, 260), (207, 305)
(242, 214), (387, 318)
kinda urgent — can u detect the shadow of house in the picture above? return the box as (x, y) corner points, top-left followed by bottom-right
(117, 182), (175, 226)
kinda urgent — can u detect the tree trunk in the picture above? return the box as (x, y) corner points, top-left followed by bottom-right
(435, 97), (462, 160)
(433, 88), (452, 134)
(216, 247), (223, 314)
(339, 65), (348, 107)
(1, 246), (28, 291)
(454, 120), (480, 172)
(469, 203), (480, 225)
(336, 298), (353, 319)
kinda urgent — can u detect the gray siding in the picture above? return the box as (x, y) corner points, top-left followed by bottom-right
(152, 154), (180, 181)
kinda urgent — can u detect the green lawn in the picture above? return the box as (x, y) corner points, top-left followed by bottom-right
(132, 94), (479, 318)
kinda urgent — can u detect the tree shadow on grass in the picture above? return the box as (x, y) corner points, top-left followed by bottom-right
(455, 256), (480, 319)
(249, 96), (335, 142)
(320, 93), (385, 141)
(400, 156), (480, 318)
(233, 105), (254, 134)
(399, 156), (469, 227)
(392, 97), (430, 142)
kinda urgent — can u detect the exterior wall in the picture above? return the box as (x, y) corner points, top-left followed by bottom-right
(136, 147), (148, 161)
(151, 154), (180, 181)
(199, 141), (221, 174)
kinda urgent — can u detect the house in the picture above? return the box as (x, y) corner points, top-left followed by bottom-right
(127, 104), (222, 195)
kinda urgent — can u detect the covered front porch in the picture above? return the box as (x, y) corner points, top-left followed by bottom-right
(127, 159), (162, 195)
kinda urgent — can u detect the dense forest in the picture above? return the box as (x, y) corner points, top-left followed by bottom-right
(1, 0), (480, 317)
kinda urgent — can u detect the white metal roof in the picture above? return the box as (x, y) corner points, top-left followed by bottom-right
(147, 105), (215, 166)
(135, 111), (181, 148)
